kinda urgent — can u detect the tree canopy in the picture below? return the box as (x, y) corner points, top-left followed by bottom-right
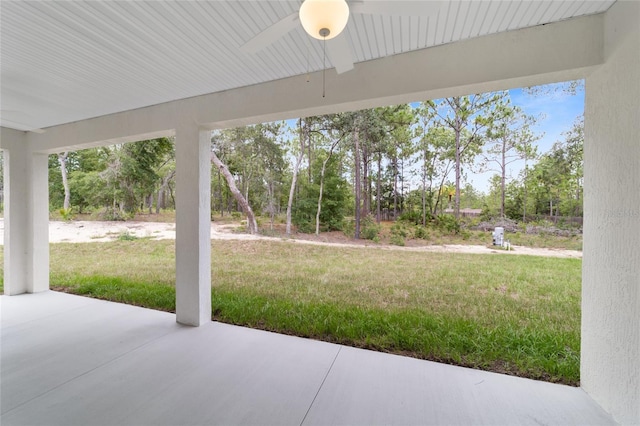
(35, 85), (584, 233)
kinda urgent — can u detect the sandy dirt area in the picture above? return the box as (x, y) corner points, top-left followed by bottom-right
(0, 219), (582, 259)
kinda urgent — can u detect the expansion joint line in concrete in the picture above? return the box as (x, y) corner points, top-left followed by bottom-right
(300, 346), (342, 425)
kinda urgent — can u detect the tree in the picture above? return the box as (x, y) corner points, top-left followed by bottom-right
(131, 138), (172, 213)
(156, 168), (175, 213)
(415, 103), (436, 225)
(48, 140), (172, 219)
(293, 152), (348, 234)
(315, 125), (346, 235)
(562, 116), (584, 217)
(415, 123), (456, 218)
(429, 94), (499, 219)
(353, 115), (363, 239)
(210, 125), (286, 234)
(440, 183), (456, 212)
(459, 183), (483, 210)
(67, 148), (110, 214)
(211, 150), (258, 234)
(524, 80), (584, 97)
(57, 152), (71, 211)
(524, 116), (583, 220)
(382, 105), (415, 220)
(286, 118), (308, 235)
(482, 94), (540, 218)
(97, 138), (173, 216)
(520, 127), (539, 222)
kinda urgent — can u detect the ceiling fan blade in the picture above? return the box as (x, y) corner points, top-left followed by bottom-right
(350, 0), (442, 16)
(327, 34), (355, 74)
(240, 12), (300, 54)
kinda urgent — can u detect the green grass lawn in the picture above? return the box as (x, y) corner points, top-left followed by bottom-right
(0, 240), (582, 385)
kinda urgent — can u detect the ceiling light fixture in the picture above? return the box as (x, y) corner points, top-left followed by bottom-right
(299, 0), (350, 40)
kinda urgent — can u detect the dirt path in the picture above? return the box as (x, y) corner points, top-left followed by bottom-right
(0, 219), (582, 259)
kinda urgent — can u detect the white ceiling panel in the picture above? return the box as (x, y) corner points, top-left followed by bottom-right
(0, 0), (615, 131)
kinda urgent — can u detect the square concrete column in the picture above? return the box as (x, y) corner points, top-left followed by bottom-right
(582, 1), (639, 424)
(174, 124), (212, 326)
(1, 128), (50, 295)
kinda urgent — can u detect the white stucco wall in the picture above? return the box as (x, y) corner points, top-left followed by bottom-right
(0, 128), (50, 295)
(582, 1), (640, 424)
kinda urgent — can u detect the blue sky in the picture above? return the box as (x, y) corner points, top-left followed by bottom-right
(468, 84), (584, 193)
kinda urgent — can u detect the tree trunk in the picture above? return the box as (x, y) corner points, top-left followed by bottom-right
(316, 140), (341, 235)
(575, 177), (581, 217)
(523, 159), (528, 222)
(169, 184), (175, 210)
(58, 152), (71, 210)
(286, 119), (307, 235)
(354, 127), (361, 239)
(218, 169), (224, 217)
(244, 179), (249, 208)
(211, 151), (258, 234)
(315, 159), (328, 236)
(244, 164), (254, 211)
(156, 187), (163, 214)
(156, 170), (174, 214)
(286, 155), (302, 235)
(376, 154), (382, 224)
(392, 157), (398, 219)
(400, 158), (405, 214)
(363, 144), (369, 215)
(268, 181), (275, 231)
(308, 132), (312, 183)
(454, 123), (461, 220)
(501, 137), (506, 218)
(434, 174), (447, 216)
(422, 149), (427, 226)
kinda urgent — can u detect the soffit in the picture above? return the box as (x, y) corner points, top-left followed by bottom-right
(0, 1), (614, 132)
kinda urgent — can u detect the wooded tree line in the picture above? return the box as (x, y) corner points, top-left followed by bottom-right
(5, 89), (583, 235)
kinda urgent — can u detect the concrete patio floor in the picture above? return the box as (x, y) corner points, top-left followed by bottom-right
(1, 291), (615, 426)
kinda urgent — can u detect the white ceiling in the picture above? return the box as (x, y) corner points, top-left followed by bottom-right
(0, 0), (615, 132)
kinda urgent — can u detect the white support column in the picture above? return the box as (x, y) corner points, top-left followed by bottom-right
(582, 1), (639, 425)
(1, 128), (50, 295)
(174, 124), (212, 326)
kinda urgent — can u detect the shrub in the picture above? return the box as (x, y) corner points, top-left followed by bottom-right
(398, 210), (423, 225)
(390, 221), (408, 238)
(414, 226), (429, 240)
(295, 219), (315, 234)
(461, 216), (481, 229)
(343, 215), (380, 241)
(101, 207), (130, 221)
(390, 234), (405, 246)
(435, 214), (460, 234)
(360, 215), (380, 241)
(59, 208), (74, 221)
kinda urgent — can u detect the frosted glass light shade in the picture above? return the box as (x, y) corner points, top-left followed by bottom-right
(299, 0), (350, 40)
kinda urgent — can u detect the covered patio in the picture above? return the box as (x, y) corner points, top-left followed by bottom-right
(1, 1), (638, 424)
(2, 291), (615, 425)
